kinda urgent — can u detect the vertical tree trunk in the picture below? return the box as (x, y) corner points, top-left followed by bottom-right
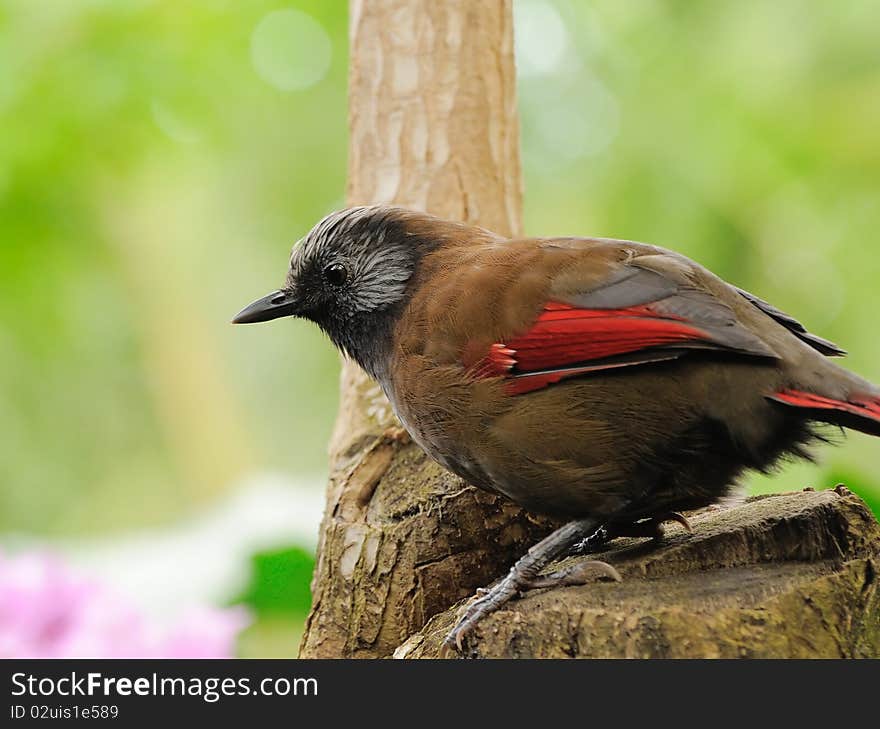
(299, 0), (560, 658)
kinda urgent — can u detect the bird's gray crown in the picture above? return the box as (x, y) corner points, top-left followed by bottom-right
(287, 205), (421, 316)
(283, 205), (441, 380)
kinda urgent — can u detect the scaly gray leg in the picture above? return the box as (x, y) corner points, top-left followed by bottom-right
(443, 518), (621, 651)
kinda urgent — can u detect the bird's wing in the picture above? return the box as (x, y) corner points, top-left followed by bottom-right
(466, 250), (779, 395)
(735, 287), (846, 357)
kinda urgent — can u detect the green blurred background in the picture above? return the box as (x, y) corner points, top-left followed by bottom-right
(1, 0), (878, 656)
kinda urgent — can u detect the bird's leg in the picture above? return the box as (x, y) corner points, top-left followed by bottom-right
(568, 511), (692, 555)
(444, 518), (620, 651)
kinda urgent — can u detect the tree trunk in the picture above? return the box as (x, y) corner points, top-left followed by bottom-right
(298, 0), (561, 658)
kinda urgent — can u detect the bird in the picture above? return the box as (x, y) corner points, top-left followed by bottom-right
(233, 205), (880, 650)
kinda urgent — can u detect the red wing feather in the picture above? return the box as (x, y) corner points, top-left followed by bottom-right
(507, 302), (706, 373)
(769, 390), (880, 430)
(469, 301), (717, 395)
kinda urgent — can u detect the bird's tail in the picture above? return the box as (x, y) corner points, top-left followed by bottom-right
(769, 388), (880, 437)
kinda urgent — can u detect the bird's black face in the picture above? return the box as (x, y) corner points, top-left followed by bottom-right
(233, 206), (426, 378)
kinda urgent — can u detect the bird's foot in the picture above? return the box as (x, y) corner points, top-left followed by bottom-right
(568, 525), (610, 555)
(568, 511), (692, 555)
(613, 511), (693, 540)
(444, 571), (522, 653)
(443, 517), (616, 653)
(519, 560), (622, 590)
(444, 556), (621, 653)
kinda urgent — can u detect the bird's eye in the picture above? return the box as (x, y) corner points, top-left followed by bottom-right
(323, 262), (348, 287)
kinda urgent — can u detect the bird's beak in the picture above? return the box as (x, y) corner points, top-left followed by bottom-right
(231, 289), (299, 324)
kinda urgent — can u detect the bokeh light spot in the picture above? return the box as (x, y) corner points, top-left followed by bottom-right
(250, 9), (332, 92)
(535, 77), (619, 160)
(515, 0), (569, 77)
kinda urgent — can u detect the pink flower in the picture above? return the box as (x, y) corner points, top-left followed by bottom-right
(0, 551), (249, 658)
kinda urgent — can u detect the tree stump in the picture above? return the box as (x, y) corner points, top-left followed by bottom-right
(396, 488), (880, 658)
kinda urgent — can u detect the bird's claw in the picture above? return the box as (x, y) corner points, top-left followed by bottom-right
(444, 574), (521, 652)
(614, 511), (693, 539)
(443, 558), (621, 652)
(662, 511), (693, 533)
(521, 559), (622, 589)
(444, 518), (613, 653)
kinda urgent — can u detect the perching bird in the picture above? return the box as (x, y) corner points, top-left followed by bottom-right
(233, 206), (880, 650)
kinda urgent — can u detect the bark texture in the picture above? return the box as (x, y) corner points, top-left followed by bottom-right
(298, 0), (559, 658)
(397, 489), (880, 658)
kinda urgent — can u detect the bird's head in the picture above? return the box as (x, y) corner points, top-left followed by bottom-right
(233, 205), (437, 377)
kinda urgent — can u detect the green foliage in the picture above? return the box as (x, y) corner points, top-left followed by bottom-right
(234, 545), (315, 617)
(233, 544), (315, 658)
(0, 0), (349, 534)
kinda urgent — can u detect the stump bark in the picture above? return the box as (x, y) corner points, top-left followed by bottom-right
(396, 489), (880, 658)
